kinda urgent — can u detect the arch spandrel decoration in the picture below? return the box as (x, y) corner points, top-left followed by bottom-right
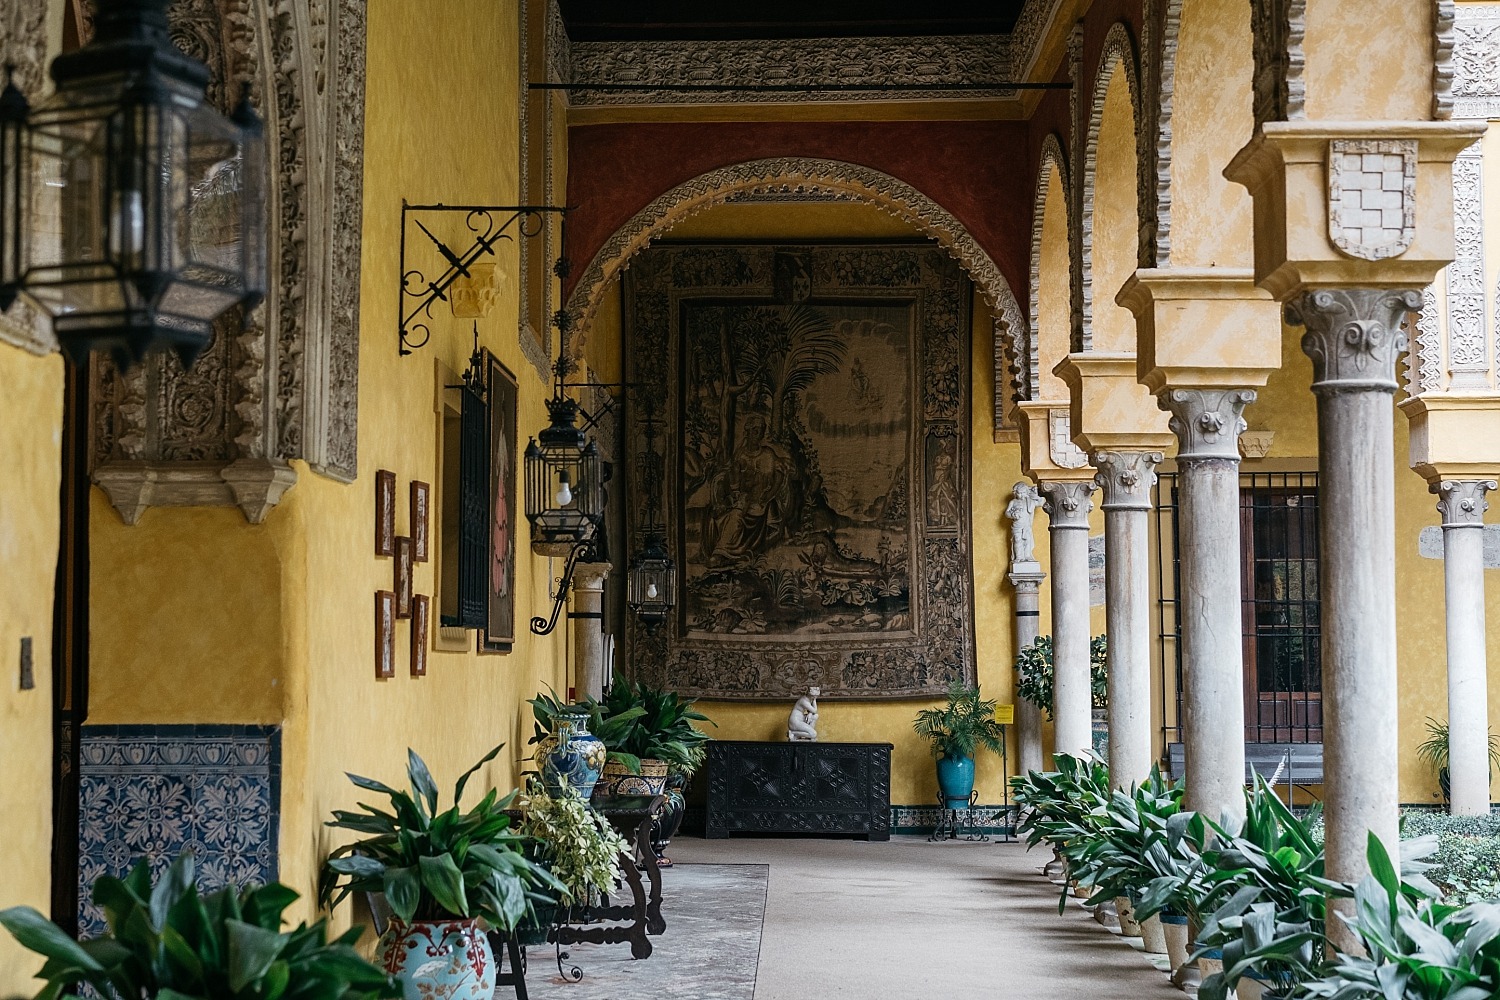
(1079, 21), (1142, 354)
(1028, 134), (1070, 403)
(559, 158), (1028, 441)
(84, 0), (367, 524)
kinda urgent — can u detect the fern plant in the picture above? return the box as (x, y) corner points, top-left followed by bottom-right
(912, 682), (1007, 760)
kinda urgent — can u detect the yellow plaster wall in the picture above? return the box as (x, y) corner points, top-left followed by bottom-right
(1168, 0), (1254, 268)
(1037, 165), (1071, 397)
(1090, 67), (1138, 352)
(1302, 0), (1432, 121)
(0, 348), (63, 995)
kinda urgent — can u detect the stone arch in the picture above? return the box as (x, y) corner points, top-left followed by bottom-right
(1152, 0), (1185, 266)
(560, 158), (1028, 439)
(1079, 21), (1142, 352)
(1028, 134), (1070, 402)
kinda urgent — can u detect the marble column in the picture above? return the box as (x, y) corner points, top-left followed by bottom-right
(1093, 451), (1163, 791)
(1434, 480), (1496, 816)
(572, 561), (612, 701)
(1285, 288), (1418, 903)
(1160, 387), (1255, 829)
(1040, 480), (1097, 759)
(1011, 566), (1047, 776)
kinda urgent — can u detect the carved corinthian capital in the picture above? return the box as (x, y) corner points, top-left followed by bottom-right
(1434, 479), (1497, 528)
(1285, 288), (1421, 393)
(1159, 388), (1257, 462)
(1039, 480), (1096, 530)
(1093, 451), (1164, 511)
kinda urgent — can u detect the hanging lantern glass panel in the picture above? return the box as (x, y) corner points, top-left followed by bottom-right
(628, 536), (675, 625)
(524, 396), (602, 557)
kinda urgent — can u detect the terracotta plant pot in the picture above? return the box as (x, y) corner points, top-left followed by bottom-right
(593, 757), (669, 800)
(1115, 896), (1142, 937)
(1139, 913), (1168, 955)
(378, 918), (495, 1000)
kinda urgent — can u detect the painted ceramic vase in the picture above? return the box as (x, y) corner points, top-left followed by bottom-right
(536, 711), (607, 799)
(935, 754), (976, 808)
(378, 918), (494, 1000)
(593, 757), (669, 799)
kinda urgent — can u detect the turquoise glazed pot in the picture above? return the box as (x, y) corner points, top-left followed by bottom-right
(536, 711), (607, 799)
(935, 754), (975, 808)
(378, 918), (495, 1000)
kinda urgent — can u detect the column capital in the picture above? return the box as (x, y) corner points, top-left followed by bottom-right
(572, 561), (612, 591)
(1093, 450), (1164, 511)
(1286, 288), (1420, 394)
(1039, 480), (1096, 529)
(1434, 480), (1497, 528)
(1008, 568), (1046, 593)
(1159, 387), (1256, 462)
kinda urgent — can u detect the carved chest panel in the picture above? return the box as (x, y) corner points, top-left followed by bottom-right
(705, 740), (892, 841)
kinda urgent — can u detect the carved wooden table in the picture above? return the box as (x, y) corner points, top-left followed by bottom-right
(705, 741), (892, 840)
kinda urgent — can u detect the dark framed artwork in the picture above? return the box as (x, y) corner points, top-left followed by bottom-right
(623, 242), (974, 701)
(411, 481), (430, 562)
(374, 591), (395, 679)
(374, 470), (396, 556)
(394, 537), (413, 619)
(411, 594), (429, 677)
(481, 351), (519, 652)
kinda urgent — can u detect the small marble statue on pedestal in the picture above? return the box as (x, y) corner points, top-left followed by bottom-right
(1005, 481), (1044, 571)
(787, 687), (820, 741)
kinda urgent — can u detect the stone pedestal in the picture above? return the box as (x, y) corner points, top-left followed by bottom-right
(1040, 480), (1097, 759)
(1093, 451), (1162, 790)
(572, 562), (612, 701)
(1434, 480), (1496, 815)
(1010, 563), (1047, 776)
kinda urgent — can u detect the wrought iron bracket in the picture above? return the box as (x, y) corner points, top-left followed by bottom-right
(531, 537), (597, 636)
(398, 201), (568, 356)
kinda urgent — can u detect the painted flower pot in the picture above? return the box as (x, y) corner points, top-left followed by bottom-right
(593, 757), (669, 800)
(536, 711), (607, 799)
(378, 918), (494, 1000)
(935, 754), (976, 808)
(1091, 707), (1109, 760)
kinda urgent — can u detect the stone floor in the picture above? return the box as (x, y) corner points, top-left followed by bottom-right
(511, 835), (1185, 1000)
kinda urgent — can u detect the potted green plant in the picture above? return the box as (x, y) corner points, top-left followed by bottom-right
(1416, 717), (1500, 808)
(1014, 634), (1109, 747)
(319, 745), (565, 1000)
(0, 854), (400, 1000)
(912, 681), (1008, 809)
(512, 778), (629, 944)
(591, 678), (714, 800)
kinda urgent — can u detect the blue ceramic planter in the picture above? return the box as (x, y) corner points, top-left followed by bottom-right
(935, 754), (975, 808)
(537, 712), (607, 799)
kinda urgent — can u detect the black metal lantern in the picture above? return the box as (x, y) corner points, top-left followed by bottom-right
(628, 531), (675, 627)
(524, 395), (603, 557)
(0, 0), (267, 368)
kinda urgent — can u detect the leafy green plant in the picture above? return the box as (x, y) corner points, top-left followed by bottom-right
(318, 745), (564, 932)
(1012, 753), (1112, 879)
(516, 778), (628, 905)
(598, 678), (715, 775)
(0, 854), (400, 1000)
(1300, 833), (1500, 1000)
(911, 682), (1007, 761)
(1014, 634), (1109, 719)
(1416, 718), (1500, 808)
(1398, 813), (1500, 905)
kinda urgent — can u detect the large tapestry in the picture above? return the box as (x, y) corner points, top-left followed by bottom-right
(624, 243), (974, 700)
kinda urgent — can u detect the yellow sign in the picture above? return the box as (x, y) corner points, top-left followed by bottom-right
(994, 703), (1015, 725)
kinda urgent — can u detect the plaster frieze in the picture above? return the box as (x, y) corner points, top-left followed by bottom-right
(1287, 288), (1420, 394)
(1150, 0), (1184, 267)
(1093, 450), (1163, 511)
(1447, 147), (1489, 389)
(1434, 0), (1456, 120)
(1040, 479), (1097, 530)
(1250, 0), (1306, 126)
(1159, 387), (1255, 462)
(1452, 3), (1500, 120)
(1435, 479), (1496, 529)
(1067, 24), (1085, 355)
(1412, 283), (1444, 394)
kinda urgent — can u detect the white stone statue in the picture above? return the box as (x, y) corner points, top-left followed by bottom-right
(1005, 481), (1044, 568)
(787, 686), (820, 742)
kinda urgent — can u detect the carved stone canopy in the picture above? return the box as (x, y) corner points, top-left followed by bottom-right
(83, 0), (368, 524)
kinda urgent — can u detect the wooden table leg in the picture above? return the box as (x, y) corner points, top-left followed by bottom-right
(633, 811), (666, 936)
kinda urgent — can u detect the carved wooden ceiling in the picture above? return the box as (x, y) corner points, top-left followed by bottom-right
(556, 1), (1027, 41)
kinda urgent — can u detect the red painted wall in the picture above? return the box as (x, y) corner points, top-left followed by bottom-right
(564, 120), (1033, 305)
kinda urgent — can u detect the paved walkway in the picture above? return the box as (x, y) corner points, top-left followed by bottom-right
(528, 835), (1186, 999)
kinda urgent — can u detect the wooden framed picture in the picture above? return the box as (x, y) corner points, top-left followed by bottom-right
(374, 591), (395, 679)
(375, 470), (396, 556)
(411, 481), (431, 562)
(480, 351), (519, 653)
(410, 594), (430, 677)
(394, 536), (413, 619)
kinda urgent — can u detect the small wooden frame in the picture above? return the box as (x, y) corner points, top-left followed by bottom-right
(375, 591), (395, 678)
(394, 536), (413, 619)
(410, 481), (431, 562)
(375, 470), (396, 556)
(410, 594), (430, 677)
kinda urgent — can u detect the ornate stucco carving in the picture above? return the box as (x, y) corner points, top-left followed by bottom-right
(1434, 0), (1456, 119)
(1093, 450), (1162, 510)
(1040, 479), (1096, 529)
(1327, 139), (1417, 262)
(1151, 0), (1184, 266)
(1288, 288), (1421, 393)
(558, 157), (1027, 442)
(1434, 479), (1496, 528)
(1453, 3), (1500, 120)
(1027, 135), (1069, 405)
(1047, 408), (1090, 469)
(1067, 23), (1085, 359)
(86, 0), (367, 523)
(1079, 22), (1141, 353)
(1250, 0), (1306, 125)
(0, 2), (55, 355)
(1447, 147), (1489, 388)
(1160, 388), (1255, 461)
(1412, 282), (1444, 394)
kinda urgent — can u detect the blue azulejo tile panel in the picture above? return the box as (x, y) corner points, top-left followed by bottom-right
(77, 725), (281, 936)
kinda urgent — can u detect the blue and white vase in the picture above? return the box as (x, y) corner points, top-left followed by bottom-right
(378, 918), (494, 1000)
(536, 712), (607, 798)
